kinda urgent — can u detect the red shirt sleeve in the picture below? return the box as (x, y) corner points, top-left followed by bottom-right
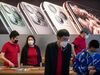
(72, 37), (80, 46)
(17, 44), (20, 53)
(1, 43), (8, 53)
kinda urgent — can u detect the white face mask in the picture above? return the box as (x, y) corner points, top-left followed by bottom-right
(85, 34), (90, 39)
(28, 40), (34, 46)
(60, 41), (68, 48)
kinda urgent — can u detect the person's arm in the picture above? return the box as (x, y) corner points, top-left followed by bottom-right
(73, 53), (88, 74)
(44, 44), (51, 75)
(20, 46), (28, 66)
(72, 37), (80, 55)
(71, 44), (76, 57)
(89, 69), (96, 75)
(65, 44), (72, 74)
(17, 45), (20, 67)
(0, 52), (14, 67)
(88, 66), (96, 75)
(72, 37), (80, 49)
(36, 46), (42, 67)
(18, 53), (20, 67)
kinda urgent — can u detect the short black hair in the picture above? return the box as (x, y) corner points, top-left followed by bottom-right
(89, 40), (99, 49)
(57, 29), (70, 38)
(9, 30), (19, 39)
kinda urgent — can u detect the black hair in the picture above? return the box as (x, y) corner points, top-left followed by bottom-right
(80, 31), (84, 34)
(89, 40), (99, 49)
(57, 29), (70, 38)
(25, 35), (36, 47)
(9, 30), (19, 39)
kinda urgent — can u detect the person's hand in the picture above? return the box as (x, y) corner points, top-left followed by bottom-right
(40, 62), (42, 67)
(89, 69), (96, 75)
(17, 64), (21, 68)
(9, 62), (15, 67)
(88, 66), (96, 75)
(88, 66), (95, 70)
(20, 63), (23, 67)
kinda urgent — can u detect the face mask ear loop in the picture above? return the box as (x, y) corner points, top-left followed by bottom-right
(62, 44), (68, 52)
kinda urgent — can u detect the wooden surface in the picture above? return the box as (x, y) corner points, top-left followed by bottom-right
(0, 67), (77, 75)
(0, 67), (44, 75)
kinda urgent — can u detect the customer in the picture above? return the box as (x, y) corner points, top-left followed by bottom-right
(73, 40), (100, 75)
(92, 53), (100, 75)
(21, 35), (42, 67)
(45, 29), (72, 75)
(1, 30), (20, 67)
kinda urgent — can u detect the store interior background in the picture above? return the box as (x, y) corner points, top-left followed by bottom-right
(0, 0), (100, 64)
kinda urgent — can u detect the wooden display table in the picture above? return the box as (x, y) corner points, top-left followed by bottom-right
(0, 66), (76, 75)
(0, 67), (44, 75)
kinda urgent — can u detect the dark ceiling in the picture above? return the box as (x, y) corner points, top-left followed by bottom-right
(0, 0), (100, 11)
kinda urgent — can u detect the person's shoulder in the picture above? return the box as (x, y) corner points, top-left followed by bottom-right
(76, 35), (82, 39)
(3, 41), (10, 46)
(22, 45), (28, 50)
(67, 43), (71, 46)
(76, 49), (87, 58)
(16, 43), (20, 46)
(93, 53), (100, 59)
(35, 45), (38, 47)
(35, 45), (40, 49)
(47, 42), (56, 46)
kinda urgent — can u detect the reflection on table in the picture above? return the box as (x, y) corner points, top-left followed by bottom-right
(0, 66), (76, 75)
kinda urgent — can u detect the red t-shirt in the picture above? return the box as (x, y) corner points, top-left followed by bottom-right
(1, 42), (20, 67)
(72, 35), (86, 55)
(56, 47), (62, 75)
(27, 47), (38, 65)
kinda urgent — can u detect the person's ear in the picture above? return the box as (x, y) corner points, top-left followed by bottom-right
(10, 37), (14, 40)
(57, 37), (61, 40)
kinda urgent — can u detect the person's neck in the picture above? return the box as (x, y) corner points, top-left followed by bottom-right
(57, 41), (61, 48)
(80, 34), (84, 38)
(87, 49), (90, 52)
(29, 45), (34, 47)
(9, 40), (14, 44)
(87, 49), (96, 52)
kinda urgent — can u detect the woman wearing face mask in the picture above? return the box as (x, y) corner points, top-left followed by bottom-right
(0, 30), (20, 67)
(21, 35), (42, 67)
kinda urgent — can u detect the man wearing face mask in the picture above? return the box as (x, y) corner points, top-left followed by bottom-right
(73, 40), (100, 75)
(45, 29), (72, 75)
(72, 28), (90, 56)
(1, 30), (20, 67)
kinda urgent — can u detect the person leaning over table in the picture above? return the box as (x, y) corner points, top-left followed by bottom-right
(20, 35), (42, 67)
(73, 40), (100, 75)
(45, 29), (72, 75)
(0, 30), (20, 67)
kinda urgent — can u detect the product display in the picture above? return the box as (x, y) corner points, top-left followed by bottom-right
(0, 1), (99, 34)
(40, 1), (79, 34)
(0, 2), (32, 34)
(64, 1), (100, 34)
(18, 2), (54, 34)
